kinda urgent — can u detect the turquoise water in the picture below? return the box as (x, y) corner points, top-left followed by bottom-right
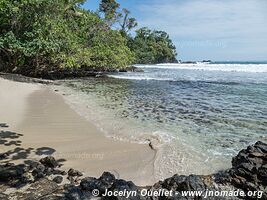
(60, 62), (267, 178)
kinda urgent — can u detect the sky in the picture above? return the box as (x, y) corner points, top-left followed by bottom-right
(83, 0), (267, 61)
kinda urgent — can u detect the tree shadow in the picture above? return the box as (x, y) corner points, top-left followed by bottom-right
(0, 130), (23, 146)
(57, 158), (67, 166)
(35, 147), (56, 156)
(0, 123), (9, 128)
(0, 123), (69, 190)
(6, 147), (34, 160)
(0, 123), (65, 166)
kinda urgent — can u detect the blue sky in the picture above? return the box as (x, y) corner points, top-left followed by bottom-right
(83, 0), (267, 61)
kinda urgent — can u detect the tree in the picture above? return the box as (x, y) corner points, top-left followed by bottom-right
(129, 27), (177, 64)
(89, 30), (135, 69)
(0, 0), (178, 78)
(120, 8), (138, 34)
(0, 0), (134, 77)
(99, 0), (120, 26)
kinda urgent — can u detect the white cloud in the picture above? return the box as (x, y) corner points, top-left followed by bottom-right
(136, 0), (267, 60)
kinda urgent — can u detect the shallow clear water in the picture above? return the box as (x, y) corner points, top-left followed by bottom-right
(59, 63), (267, 179)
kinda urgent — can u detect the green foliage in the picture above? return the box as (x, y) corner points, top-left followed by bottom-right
(99, 0), (120, 26)
(89, 30), (135, 69)
(0, 0), (177, 77)
(0, 0), (134, 77)
(119, 8), (138, 34)
(129, 27), (177, 64)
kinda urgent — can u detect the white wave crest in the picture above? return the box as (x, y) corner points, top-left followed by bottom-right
(108, 75), (173, 81)
(137, 63), (267, 73)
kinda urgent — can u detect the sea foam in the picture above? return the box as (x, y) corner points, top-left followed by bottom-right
(138, 63), (267, 73)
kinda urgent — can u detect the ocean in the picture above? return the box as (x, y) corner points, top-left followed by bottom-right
(58, 62), (267, 180)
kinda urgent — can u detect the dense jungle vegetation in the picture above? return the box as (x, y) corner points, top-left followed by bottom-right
(0, 0), (177, 78)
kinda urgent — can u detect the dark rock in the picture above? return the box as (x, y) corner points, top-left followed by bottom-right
(53, 176), (63, 184)
(0, 153), (8, 160)
(61, 171), (67, 176)
(118, 69), (127, 72)
(229, 141), (267, 198)
(110, 179), (141, 200)
(80, 177), (102, 193)
(40, 156), (58, 168)
(14, 178), (59, 199)
(36, 163), (46, 172)
(0, 164), (25, 181)
(161, 175), (187, 190)
(161, 174), (206, 192)
(80, 172), (116, 194)
(28, 161), (40, 170)
(39, 195), (66, 200)
(52, 169), (67, 176)
(4, 163), (15, 167)
(0, 141), (266, 200)
(20, 172), (34, 183)
(67, 176), (75, 185)
(111, 179), (138, 191)
(32, 170), (45, 179)
(231, 176), (247, 187)
(68, 168), (83, 177)
(187, 175), (207, 191)
(37, 172), (45, 179)
(258, 166), (267, 183)
(44, 167), (53, 176)
(32, 163), (46, 179)
(119, 66), (144, 73)
(255, 141), (267, 153)
(238, 162), (254, 172)
(0, 193), (8, 200)
(182, 61), (197, 64)
(0, 123), (9, 128)
(99, 172), (116, 188)
(64, 185), (91, 200)
(245, 181), (259, 191)
(232, 142), (266, 170)
(238, 168), (257, 182)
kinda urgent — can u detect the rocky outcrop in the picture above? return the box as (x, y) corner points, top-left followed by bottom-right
(228, 141), (267, 198)
(40, 156), (59, 168)
(119, 66), (144, 73)
(68, 168), (83, 177)
(1, 65), (144, 81)
(0, 72), (56, 84)
(0, 141), (266, 199)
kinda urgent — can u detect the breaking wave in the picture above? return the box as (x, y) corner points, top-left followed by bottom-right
(137, 63), (267, 73)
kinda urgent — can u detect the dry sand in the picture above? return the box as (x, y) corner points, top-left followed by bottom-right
(0, 77), (156, 186)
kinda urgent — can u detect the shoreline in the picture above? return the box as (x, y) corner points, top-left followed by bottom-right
(0, 77), (156, 186)
(1, 75), (267, 199)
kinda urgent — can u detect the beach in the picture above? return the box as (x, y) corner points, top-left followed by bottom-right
(49, 63), (267, 181)
(1, 62), (267, 186)
(1, 0), (267, 198)
(1, 68), (267, 199)
(0, 77), (156, 186)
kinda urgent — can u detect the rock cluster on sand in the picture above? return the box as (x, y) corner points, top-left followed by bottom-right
(0, 141), (266, 199)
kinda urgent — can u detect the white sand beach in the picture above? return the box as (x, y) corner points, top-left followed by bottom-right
(0, 77), (156, 186)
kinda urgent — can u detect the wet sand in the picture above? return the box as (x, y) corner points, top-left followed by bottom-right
(0, 78), (156, 186)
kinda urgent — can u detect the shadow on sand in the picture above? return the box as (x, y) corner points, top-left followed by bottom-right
(0, 123), (66, 165)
